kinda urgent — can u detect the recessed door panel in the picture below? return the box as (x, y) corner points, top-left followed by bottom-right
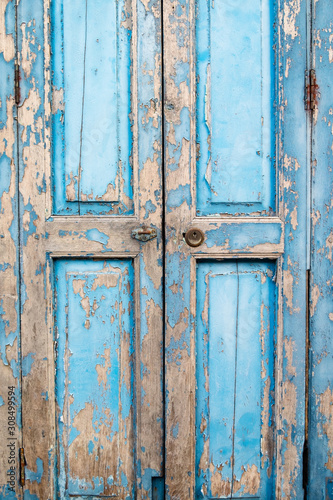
(196, 261), (275, 499)
(196, 0), (274, 215)
(55, 260), (135, 498)
(0, 0), (316, 497)
(52, 0), (133, 215)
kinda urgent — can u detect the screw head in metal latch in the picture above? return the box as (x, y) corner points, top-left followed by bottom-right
(184, 228), (204, 247)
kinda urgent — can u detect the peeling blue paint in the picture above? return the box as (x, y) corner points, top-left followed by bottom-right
(26, 458), (44, 485)
(167, 184), (191, 211)
(171, 422), (179, 439)
(121, 471), (128, 488)
(23, 491), (39, 500)
(22, 352), (36, 377)
(85, 228), (109, 246)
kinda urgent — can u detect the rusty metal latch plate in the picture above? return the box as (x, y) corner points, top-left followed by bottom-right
(19, 447), (26, 487)
(132, 226), (157, 242)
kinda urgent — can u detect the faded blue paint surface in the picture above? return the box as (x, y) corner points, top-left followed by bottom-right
(164, 0), (308, 496)
(55, 259), (135, 498)
(52, 0), (133, 215)
(202, 222), (282, 252)
(196, 0), (275, 215)
(12, 0), (163, 496)
(308, 0), (333, 497)
(276, 0), (308, 497)
(196, 261), (275, 499)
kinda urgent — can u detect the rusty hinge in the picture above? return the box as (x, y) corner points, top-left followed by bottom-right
(19, 447), (26, 487)
(305, 69), (319, 111)
(15, 61), (21, 106)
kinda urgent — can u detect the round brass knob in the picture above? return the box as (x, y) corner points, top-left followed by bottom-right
(184, 228), (204, 247)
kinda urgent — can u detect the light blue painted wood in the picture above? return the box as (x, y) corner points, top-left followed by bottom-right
(196, 0), (274, 215)
(55, 259), (135, 498)
(277, 0), (308, 495)
(62, 0), (86, 203)
(196, 262), (275, 499)
(308, 1), (333, 497)
(79, 0), (119, 202)
(209, 271), (237, 488)
(233, 273), (262, 497)
(52, 0), (133, 215)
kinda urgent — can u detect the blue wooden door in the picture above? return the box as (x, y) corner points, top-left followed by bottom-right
(163, 0), (308, 498)
(1, 0), (332, 498)
(0, 0), (164, 498)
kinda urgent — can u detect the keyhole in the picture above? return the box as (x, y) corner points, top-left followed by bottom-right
(184, 228), (204, 247)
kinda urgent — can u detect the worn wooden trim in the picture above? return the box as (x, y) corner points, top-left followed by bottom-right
(275, 0), (308, 497)
(0, 1), (22, 497)
(307, 0), (333, 496)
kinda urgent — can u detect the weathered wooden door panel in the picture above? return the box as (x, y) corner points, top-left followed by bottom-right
(4, 0), (163, 497)
(52, 0), (133, 215)
(196, 0), (274, 215)
(195, 261), (276, 498)
(164, 0), (307, 498)
(55, 260), (135, 498)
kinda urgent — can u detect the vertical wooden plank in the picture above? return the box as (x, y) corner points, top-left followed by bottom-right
(308, 0), (333, 497)
(135, 0), (163, 495)
(0, 1), (22, 497)
(208, 270), (237, 494)
(163, 0), (194, 493)
(233, 272), (262, 497)
(276, 0), (308, 497)
(62, 0), (85, 204)
(51, 0), (78, 215)
(79, 0), (118, 203)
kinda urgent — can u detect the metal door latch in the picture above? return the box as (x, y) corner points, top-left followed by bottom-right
(131, 226), (157, 242)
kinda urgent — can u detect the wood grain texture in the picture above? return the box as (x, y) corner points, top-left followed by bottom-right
(0, 1), (21, 498)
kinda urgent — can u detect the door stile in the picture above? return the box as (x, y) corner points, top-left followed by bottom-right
(17, 0), (164, 498)
(308, 0), (333, 496)
(17, 1), (55, 497)
(0, 1), (22, 498)
(275, 1), (308, 497)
